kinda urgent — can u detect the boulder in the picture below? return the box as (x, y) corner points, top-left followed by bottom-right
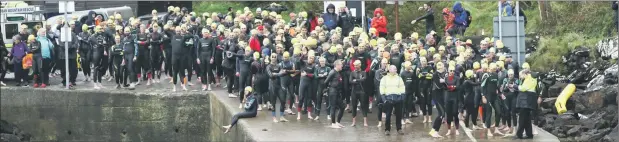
(548, 83), (568, 98)
(574, 84), (618, 111)
(0, 133), (21, 142)
(602, 126), (618, 142)
(0, 120), (30, 142)
(577, 128), (613, 142)
(596, 37), (619, 60)
(554, 114), (580, 128)
(541, 97), (557, 109)
(567, 125), (582, 136)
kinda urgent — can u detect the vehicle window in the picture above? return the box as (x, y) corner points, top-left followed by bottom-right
(4, 23), (18, 40)
(6, 16), (24, 21)
(23, 22), (42, 34)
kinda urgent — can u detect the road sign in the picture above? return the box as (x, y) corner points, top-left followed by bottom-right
(58, 1), (75, 13)
(61, 27), (72, 42)
(1, 6), (37, 14)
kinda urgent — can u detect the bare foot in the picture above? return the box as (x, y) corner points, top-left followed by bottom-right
(279, 117), (288, 122)
(273, 118), (279, 123)
(429, 130), (443, 138)
(337, 123), (345, 128)
(330, 124), (341, 129)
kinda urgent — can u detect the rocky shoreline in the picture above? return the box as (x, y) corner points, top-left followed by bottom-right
(535, 37), (618, 142)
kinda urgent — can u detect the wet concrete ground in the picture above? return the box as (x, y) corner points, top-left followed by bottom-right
(1, 73), (559, 141)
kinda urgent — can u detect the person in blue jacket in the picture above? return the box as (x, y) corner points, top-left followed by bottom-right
(223, 86), (259, 133)
(322, 4), (339, 31)
(452, 2), (468, 36)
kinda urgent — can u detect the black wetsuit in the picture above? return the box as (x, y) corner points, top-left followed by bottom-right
(222, 38), (238, 93)
(90, 32), (109, 84)
(313, 65), (331, 116)
(445, 74), (461, 130)
(482, 72), (501, 128)
(350, 68), (368, 117)
(121, 34), (138, 85)
(149, 31), (164, 80)
(297, 59), (316, 113)
(78, 32), (92, 78)
(236, 50), (253, 103)
(431, 71), (447, 131)
(197, 37), (217, 85)
(170, 34), (192, 85)
(136, 32), (150, 80)
(325, 69), (344, 124)
(418, 65), (434, 116)
(267, 61), (286, 116)
(400, 68), (417, 119)
(110, 43), (124, 85)
(462, 77), (480, 128)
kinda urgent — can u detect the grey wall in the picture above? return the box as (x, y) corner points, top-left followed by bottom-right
(0, 88), (253, 142)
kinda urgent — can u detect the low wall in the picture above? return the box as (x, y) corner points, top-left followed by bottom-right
(0, 87), (254, 142)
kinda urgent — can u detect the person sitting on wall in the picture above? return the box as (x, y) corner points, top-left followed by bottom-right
(222, 86), (259, 133)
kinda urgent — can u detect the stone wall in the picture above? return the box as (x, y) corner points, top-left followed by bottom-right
(0, 87), (253, 142)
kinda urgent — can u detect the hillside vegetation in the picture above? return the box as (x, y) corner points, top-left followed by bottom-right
(194, 1), (616, 73)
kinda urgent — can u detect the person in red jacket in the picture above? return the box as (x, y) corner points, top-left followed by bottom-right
(442, 8), (455, 36)
(371, 8), (388, 37)
(248, 29), (261, 52)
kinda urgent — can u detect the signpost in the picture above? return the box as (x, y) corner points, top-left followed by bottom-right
(59, 1), (74, 89)
(386, 1), (404, 33)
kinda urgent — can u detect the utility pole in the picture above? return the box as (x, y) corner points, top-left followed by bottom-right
(395, 1), (399, 33)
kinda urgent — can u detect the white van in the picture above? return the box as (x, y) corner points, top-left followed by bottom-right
(46, 6), (133, 30)
(1, 5), (46, 48)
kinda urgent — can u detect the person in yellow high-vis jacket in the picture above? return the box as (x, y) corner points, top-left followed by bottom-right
(514, 70), (538, 139)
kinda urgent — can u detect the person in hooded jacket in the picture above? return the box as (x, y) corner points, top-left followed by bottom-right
(322, 4), (339, 31)
(338, 7), (354, 37)
(85, 11), (97, 28)
(451, 2), (469, 36)
(371, 8), (388, 37)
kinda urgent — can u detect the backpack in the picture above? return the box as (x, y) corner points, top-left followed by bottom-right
(465, 10), (472, 27)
